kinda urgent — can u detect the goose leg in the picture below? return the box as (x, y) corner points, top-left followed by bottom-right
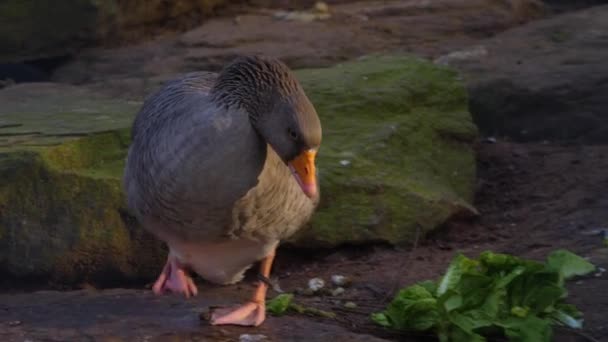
(209, 251), (275, 326)
(152, 253), (198, 298)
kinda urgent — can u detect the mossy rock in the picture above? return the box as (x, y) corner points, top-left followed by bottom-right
(0, 83), (164, 284)
(0, 56), (477, 284)
(289, 55), (478, 247)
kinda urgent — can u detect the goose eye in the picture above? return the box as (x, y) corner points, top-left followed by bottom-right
(287, 127), (298, 140)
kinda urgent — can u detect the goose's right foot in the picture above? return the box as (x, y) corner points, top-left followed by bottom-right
(152, 255), (198, 298)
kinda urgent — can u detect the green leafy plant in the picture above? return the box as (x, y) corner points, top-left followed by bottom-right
(372, 249), (595, 342)
(267, 293), (294, 316)
(267, 293), (336, 319)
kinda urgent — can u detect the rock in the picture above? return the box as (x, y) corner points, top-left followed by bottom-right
(308, 278), (325, 292)
(273, 1), (331, 22)
(331, 287), (345, 296)
(330, 274), (351, 287)
(543, 0), (607, 13)
(239, 334), (268, 342)
(0, 63), (50, 84)
(289, 55), (478, 247)
(444, 5), (608, 143)
(53, 0), (546, 96)
(0, 289), (392, 341)
(0, 1), (99, 63)
(0, 0), (230, 63)
(0, 55), (477, 283)
(0, 83), (164, 284)
(343, 301), (357, 309)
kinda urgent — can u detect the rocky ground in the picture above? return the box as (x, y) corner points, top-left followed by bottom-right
(1, 0), (608, 341)
(1, 140), (606, 341)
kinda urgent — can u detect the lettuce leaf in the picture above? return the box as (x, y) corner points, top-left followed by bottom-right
(267, 293), (294, 316)
(372, 249), (595, 342)
(546, 249), (595, 281)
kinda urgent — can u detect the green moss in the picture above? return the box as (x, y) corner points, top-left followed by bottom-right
(0, 84), (160, 284)
(290, 55), (478, 246)
(38, 129), (131, 179)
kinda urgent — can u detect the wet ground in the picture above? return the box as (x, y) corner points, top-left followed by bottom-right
(1, 139), (607, 341)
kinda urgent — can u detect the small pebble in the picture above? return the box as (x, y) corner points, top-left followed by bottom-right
(308, 277), (325, 292)
(314, 1), (329, 13)
(594, 266), (605, 277)
(331, 287), (345, 296)
(331, 275), (351, 286)
(339, 160), (351, 166)
(344, 301), (357, 309)
(7, 320), (22, 327)
(239, 334), (268, 342)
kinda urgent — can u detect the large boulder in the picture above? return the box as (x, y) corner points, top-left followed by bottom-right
(291, 56), (478, 246)
(0, 83), (166, 285)
(0, 0), (228, 63)
(439, 5), (608, 143)
(0, 56), (477, 284)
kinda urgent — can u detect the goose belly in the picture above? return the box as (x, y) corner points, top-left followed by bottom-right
(168, 237), (278, 285)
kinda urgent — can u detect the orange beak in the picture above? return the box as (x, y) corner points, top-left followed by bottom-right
(288, 149), (317, 198)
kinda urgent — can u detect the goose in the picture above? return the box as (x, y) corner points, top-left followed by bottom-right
(123, 55), (322, 326)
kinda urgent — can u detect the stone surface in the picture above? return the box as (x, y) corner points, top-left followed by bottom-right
(0, 0), (229, 63)
(0, 56), (476, 283)
(0, 288), (391, 341)
(290, 55), (478, 247)
(0, 83), (163, 285)
(440, 5), (608, 143)
(52, 0), (546, 99)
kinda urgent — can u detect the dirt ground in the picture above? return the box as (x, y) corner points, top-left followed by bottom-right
(1, 139), (607, 341)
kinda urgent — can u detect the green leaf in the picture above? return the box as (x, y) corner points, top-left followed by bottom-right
(480, 251), (522, 271)
(495, 266), (526, 288)
(418, 280), (438, 294)
(499, 316), (552, 342)
(437, 254), (479, 296)
(507, 269), (564, 314)
(371, 312), (390, 327)
(374, 284), (439, 331)
(457, 274), (494, 309)
(511, 306), (529, 318)
(450, 323), (487, 342)
(442, 292), (463, 312)
(449, 310), (494, 332)
(266, 293), (294, 316)
(546, 249), (596, 280)
(521, 272), (565, 313)
(372, 249), (589, 341)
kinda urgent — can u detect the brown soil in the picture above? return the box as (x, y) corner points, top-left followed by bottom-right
(2, 140), (606, 341)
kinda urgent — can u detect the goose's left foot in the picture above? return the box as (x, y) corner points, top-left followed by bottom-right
(209, 251), (275, 326)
